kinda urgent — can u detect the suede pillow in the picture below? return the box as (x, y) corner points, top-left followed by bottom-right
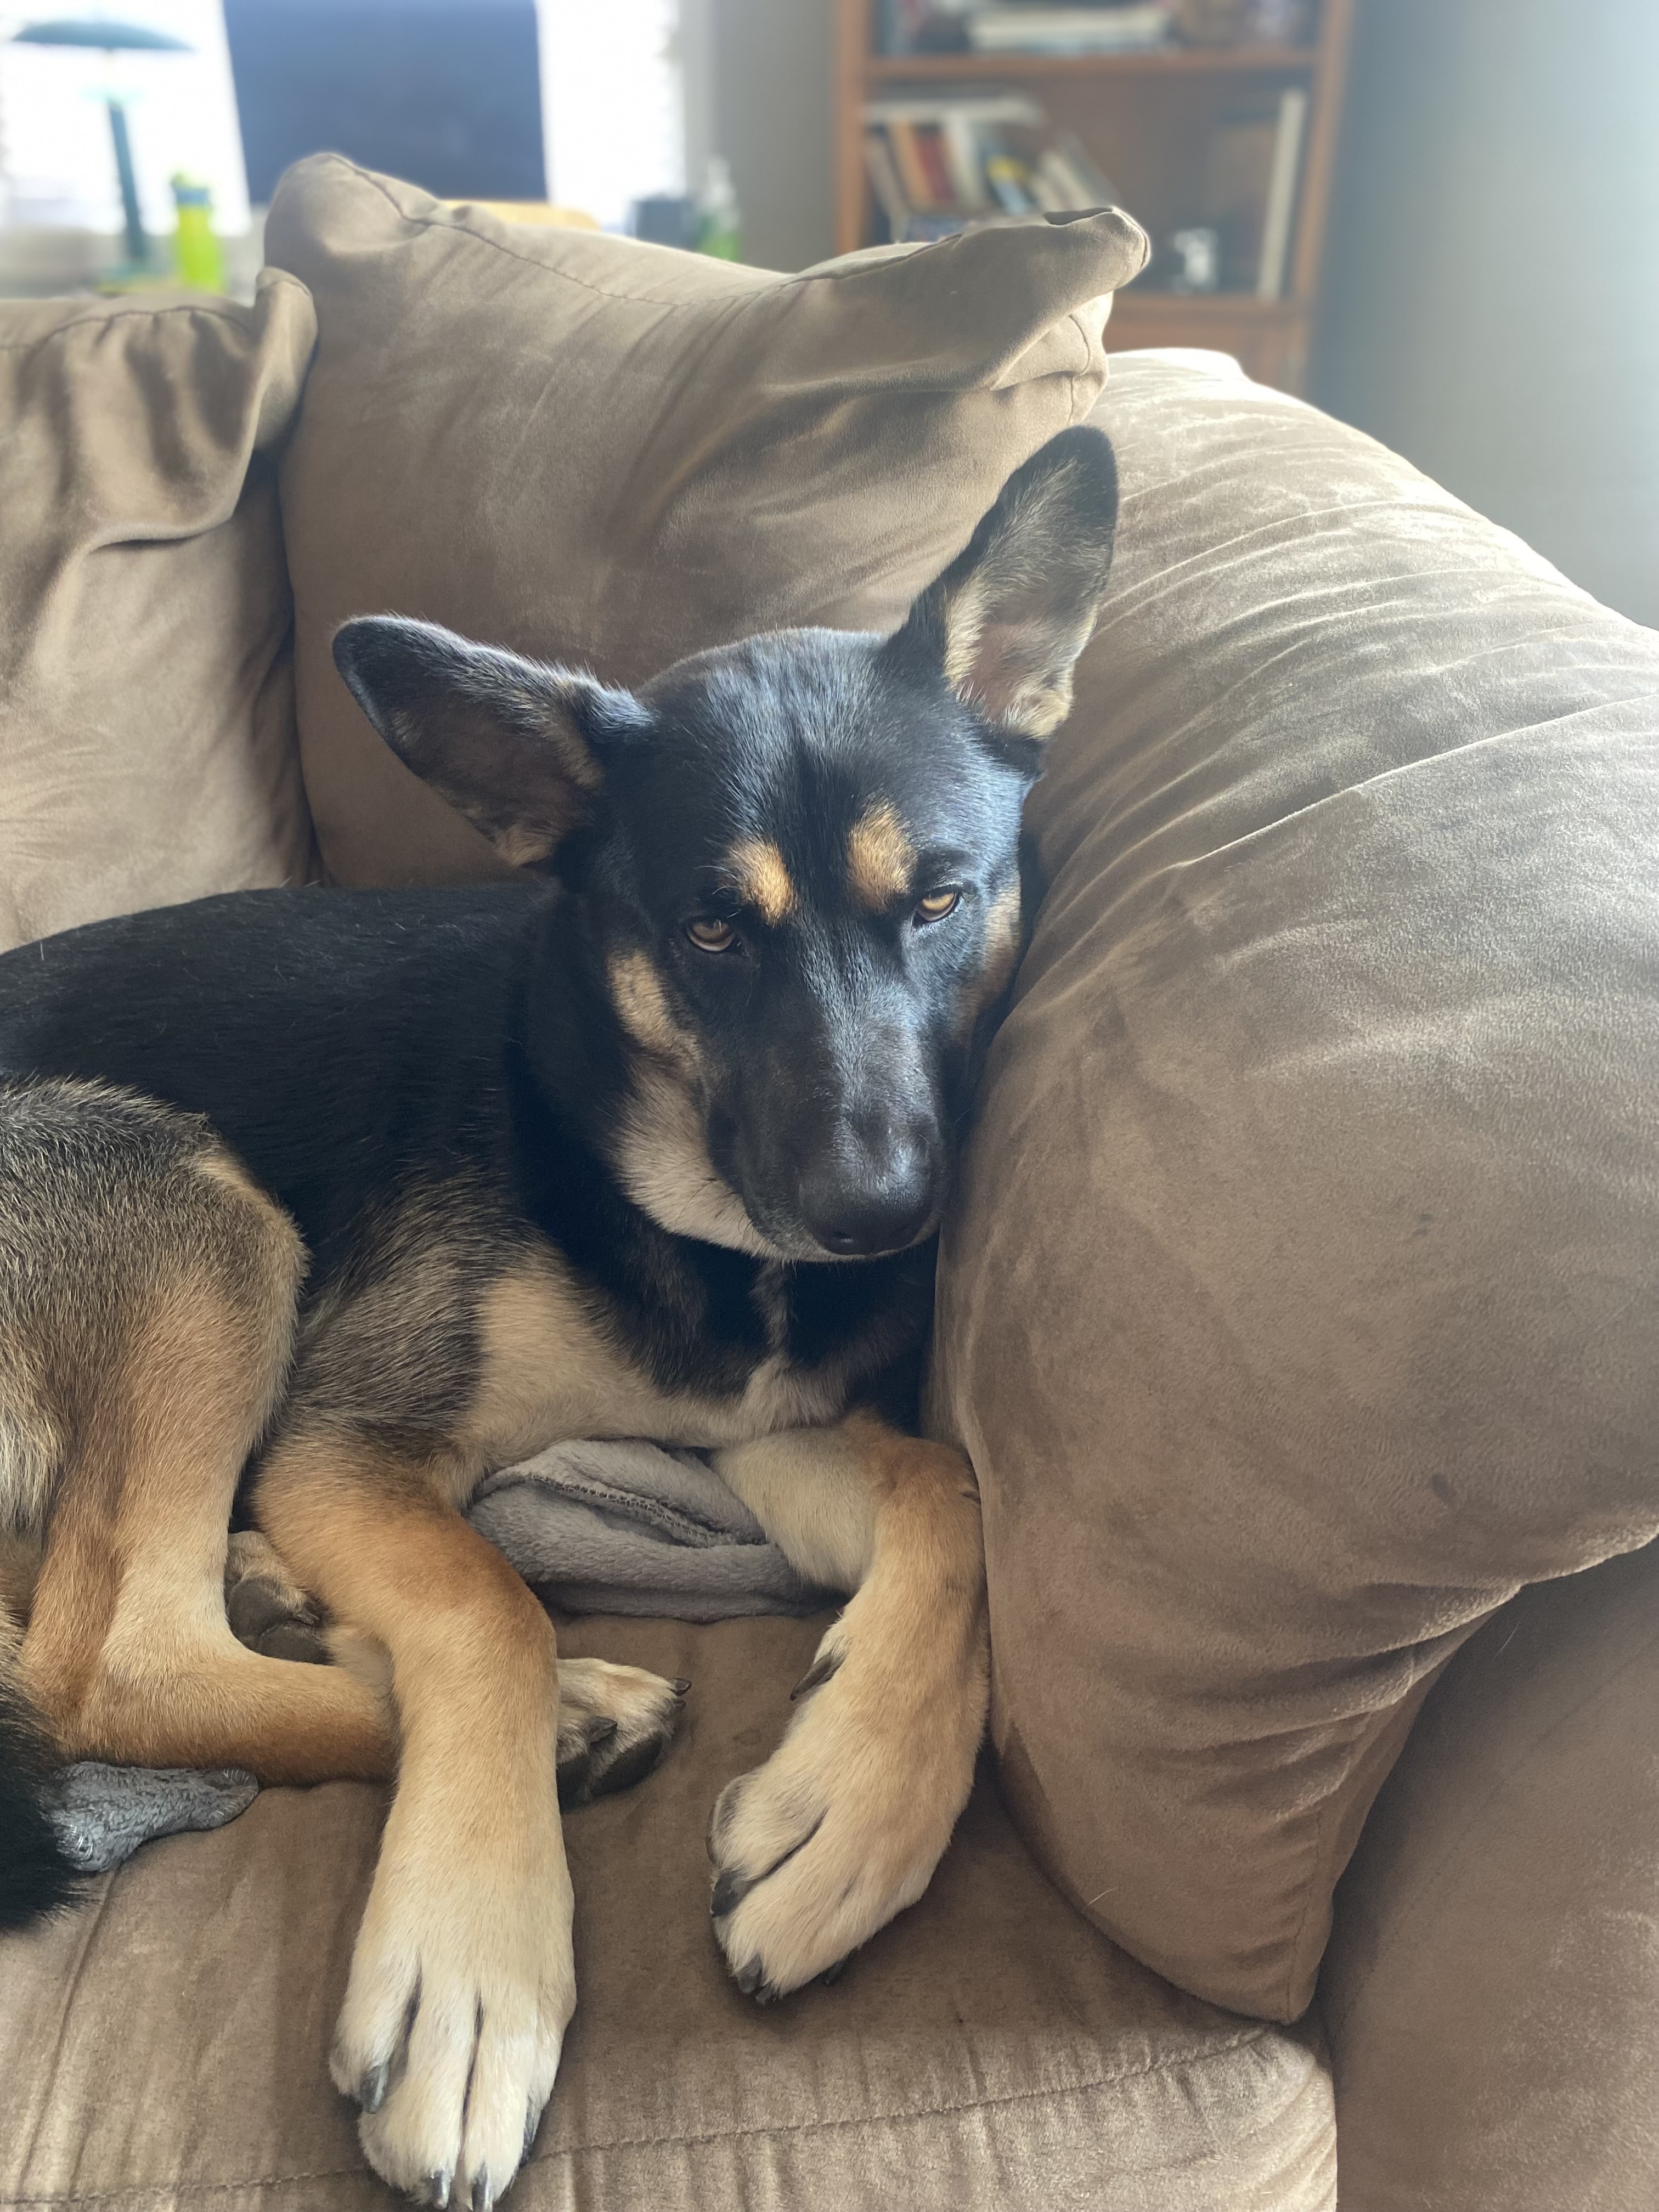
(0, 279), (318, 951)
(930, 350), (1659, 2020)
(262, 156), (1147, 885)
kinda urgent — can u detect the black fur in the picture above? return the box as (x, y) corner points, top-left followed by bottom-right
(0, 1680), (76, 1928)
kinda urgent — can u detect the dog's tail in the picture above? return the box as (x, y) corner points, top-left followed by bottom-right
(0, 1616), (76, 1928)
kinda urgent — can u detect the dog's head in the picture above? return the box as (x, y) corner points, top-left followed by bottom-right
(334, 427), (1116, 1262)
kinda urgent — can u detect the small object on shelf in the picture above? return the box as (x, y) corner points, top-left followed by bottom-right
(697, 156), (743, 260)
(631, 195), (701, 250)
(967, 5), (1173, 57)
(1166, 225), (1222, 291)
(1171, 0), (1249, 44)
(171, 176), (225, 294)
(1244, 0), (1313, 41)
(11, 16), (193, 274)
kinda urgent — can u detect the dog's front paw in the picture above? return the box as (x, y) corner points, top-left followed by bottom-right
(331, 1812), (575, 2210)
(707, 1589), (988, 1999)
(555, 1657), (688, 1808)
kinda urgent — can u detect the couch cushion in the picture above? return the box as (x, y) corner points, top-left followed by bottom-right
(0, 279), (318, 953)
(0, 1614), (1334, 2211)
(261, 156), (1146, 887)
(929, 349), (1659, 2020)
(1321, 1539), (1659, 2212)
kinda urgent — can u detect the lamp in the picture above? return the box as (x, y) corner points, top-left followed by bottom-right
(12, 18), (193, 269)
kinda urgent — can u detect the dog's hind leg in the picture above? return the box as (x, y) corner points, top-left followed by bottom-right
(7, 1090), (394, 1786)
(21, 1279), (397, 1786)
(704, 1412), (990, 1999)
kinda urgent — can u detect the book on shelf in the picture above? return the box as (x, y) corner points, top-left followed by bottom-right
(966, 5), (1174, 54)
(862, 93), (1122, 242)
(1198, 83), (1306, 295)
(1255, 84), (1307, 298)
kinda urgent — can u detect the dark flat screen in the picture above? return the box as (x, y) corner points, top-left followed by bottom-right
(224, 0), (544, 204)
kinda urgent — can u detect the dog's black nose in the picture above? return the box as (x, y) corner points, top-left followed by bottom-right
(798, 1132), (935, 1257)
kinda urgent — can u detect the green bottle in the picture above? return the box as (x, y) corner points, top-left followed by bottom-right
(697, 157), (742, 262)
(171, 176), (226, 295)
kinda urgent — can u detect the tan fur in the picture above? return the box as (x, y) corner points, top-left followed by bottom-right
(610, 1060), (783, 1257)
(0, 1534), (40, 1628)
(607, 947), (698, 1068)
(252, 1427), (575, 2199)
(727, 837), (797, 926)
(846, 802), (916, 910)
(707, 1411), (988, 1995)
(463, 1256), (853, 1477)
(962, 881), (1023, 1030)
(12, 1155), (394, 1785)
(940, 569), (992, 701)
(943, 571), (1076, 738)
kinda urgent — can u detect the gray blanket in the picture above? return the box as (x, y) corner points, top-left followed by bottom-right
(51, 1438), (823, 1877)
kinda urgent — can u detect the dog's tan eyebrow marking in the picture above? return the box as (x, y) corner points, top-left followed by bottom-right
(726, 839), (797, 926)
(847, 802), (916, 910)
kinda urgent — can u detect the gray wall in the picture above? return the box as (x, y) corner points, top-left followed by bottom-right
(710, 0), (836, 272)
(1313, 0), (1659, 627)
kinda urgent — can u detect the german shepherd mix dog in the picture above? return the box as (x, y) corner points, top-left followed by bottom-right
(0, 428), (1115, 2207)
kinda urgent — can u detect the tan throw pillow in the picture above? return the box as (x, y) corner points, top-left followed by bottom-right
(262, 156), (1147, 886)
(930, 350), (1659, 2020)
(0, 279), (318, 951)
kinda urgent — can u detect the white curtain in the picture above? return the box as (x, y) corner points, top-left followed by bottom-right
(0, 1), (250, 234)
(537, 0), (692, 228)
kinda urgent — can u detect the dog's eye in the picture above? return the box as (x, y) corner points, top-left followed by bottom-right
(913, 887), (962, 926)
(685, 917), (740, 953)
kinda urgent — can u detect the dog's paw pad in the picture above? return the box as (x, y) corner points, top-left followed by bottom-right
(227, 1577), (328, 1662)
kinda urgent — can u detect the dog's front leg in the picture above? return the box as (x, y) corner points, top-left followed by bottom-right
(253, 1430), (573, 2212)
(707, 1412), (989, 1996)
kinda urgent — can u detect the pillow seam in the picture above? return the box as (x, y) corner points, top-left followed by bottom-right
(305, 156), (1140, 332)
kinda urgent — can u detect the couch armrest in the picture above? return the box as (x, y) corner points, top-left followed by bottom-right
(1319, 1541), (1659, 2210)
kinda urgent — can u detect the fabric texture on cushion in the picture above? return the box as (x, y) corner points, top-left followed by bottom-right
(0, 278), (318, 951)
(262, 156), (1147, 888)
(0, 1613), (1335, 2212)
(1321, 1539), (1659, 2212)
(929, 349), (1659, 2020)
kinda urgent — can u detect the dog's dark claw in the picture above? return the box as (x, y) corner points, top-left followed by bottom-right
(470, 2169), (493, 2212)
(733, 1955), (766, 1998)
(789, 1648), (842, 1703)
(426, 2171), (452, 2210)
(590, 1716), (618, 1745)
(523, 2107), (541, 2161)
(710, 1866), (752, 1921)
(821, 1955), (850, 1987)
(672, 1678), (691, 1696)
(359, 2061), (390, 2113)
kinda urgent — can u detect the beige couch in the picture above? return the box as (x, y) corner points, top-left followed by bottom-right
(1, 165), (1655, 2211)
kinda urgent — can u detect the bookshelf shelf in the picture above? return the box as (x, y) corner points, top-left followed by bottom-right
(836, 0), (1356, 396)
(866, 46), (1319, 81)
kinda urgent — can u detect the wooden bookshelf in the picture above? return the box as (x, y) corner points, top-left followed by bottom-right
(834, 0), (1355, 394)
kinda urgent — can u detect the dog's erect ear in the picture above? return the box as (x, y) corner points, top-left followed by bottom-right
(332, 617), (648, 868)
(885, 425), (1118, 743)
